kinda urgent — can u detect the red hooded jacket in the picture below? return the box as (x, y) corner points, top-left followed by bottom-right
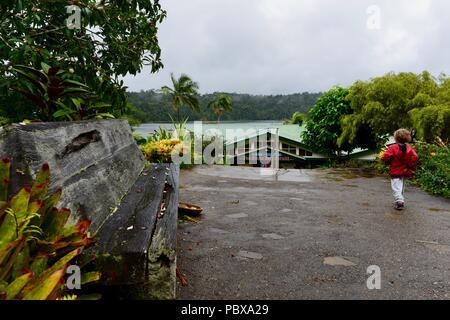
(381, 144), (419, 178)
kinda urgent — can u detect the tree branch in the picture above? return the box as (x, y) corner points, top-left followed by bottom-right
(29, 27), (66, 37)
(0, 33), (14, 50)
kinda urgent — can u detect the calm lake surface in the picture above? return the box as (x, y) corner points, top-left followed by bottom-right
(134, 121), (285, 141)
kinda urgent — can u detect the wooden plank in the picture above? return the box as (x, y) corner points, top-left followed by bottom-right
(146, 163), (179, 299)
(91, 163), (180, 299)
(95, 163), (167, 255)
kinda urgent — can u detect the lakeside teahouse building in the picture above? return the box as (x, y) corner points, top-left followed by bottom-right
(224, 125), (392, 168)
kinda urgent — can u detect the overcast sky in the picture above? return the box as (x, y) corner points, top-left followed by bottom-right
(123, 0), (450, 94)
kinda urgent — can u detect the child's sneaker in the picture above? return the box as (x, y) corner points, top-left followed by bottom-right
(394, 202), (405, 210)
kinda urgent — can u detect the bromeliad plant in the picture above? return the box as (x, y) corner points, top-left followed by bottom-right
(0, 158), (100, 300)
(145, 116), (189, 143)
(141, 139), (185, 163)
(140, 116), (191, 163)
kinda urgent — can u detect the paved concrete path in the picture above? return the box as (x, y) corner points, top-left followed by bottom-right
(176, 166), (450, 299)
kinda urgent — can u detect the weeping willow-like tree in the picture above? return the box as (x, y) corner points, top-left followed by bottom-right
(161, 73), (200, 122)
(338, 71), (450, 148)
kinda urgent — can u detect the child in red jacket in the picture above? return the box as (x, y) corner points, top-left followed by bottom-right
(381, 129), (419, 210)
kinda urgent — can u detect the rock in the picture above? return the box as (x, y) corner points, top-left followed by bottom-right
(423, 243), (450, 254)
(236, 250), (263, 260)
(262, 233), (285, 240)
(0, 120), (144, 234)
(323, 256), (357, 267)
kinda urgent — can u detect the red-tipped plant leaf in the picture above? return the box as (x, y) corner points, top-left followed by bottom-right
(0, 237), (26, 281)
(11, 243), (30, 280)
(30, 164), (50, 201)
(42, 208), (71, 242)
(29, 254), (48, 278)
(0, 236), (25, 266)
(0, 158), (11, 202)
(22, 267), (66, 300)
(5, 272), (34, 300)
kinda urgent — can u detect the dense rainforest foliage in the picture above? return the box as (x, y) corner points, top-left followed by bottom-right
(302, 71), (450, 155)
(339, 71), (450, 148)
(127, 90), (321, 122)
(0, 0), (166, 123)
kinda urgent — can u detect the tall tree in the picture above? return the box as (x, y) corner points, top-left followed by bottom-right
(338, 71), (449, 148)
(208, 94), (233, 123)
(161, 73), (200, 122)
(409, 104), (450, 143)
(302, 86), (354, 156)
(0, 0), (166, 122)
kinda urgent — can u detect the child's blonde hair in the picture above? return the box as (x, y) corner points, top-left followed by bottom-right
(394, 129), (412, 144)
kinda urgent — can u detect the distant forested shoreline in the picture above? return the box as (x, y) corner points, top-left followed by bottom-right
(127, 90), (321, 122)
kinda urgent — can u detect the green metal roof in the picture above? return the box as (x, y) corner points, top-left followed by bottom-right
(224, 124), (304, 144)
(278, 125), (304, 143)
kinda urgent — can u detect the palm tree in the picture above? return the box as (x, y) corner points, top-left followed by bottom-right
(161, 73), (200, 122)
(208, 94), (233, 123)
(290, 111), (305, 125)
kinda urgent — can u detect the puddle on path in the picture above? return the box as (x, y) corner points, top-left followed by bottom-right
(326, 215), (344, 225)
(385, 210), (405, 219)
(330, 168), (379, 179)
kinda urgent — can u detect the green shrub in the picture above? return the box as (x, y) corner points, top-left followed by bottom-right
(0, 117), (9, 127)
(0, 159), (100, 300)
(412, 142), (450, 198)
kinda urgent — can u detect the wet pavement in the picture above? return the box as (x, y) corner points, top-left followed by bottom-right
(176, 165), (450, 300)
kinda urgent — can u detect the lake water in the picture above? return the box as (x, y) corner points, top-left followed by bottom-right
(134, 121), (287, 142)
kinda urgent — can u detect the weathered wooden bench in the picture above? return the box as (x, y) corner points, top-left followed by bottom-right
(0, 120), (179, 299)
(92, 163), (179, 299)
